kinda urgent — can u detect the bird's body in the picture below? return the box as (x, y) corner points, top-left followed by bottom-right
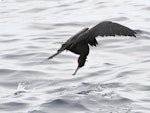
(68, 40), (89, 56)
(44, 21), (136, 75)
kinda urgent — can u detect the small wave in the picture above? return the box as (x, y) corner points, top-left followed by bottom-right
(42, 99), (68, 106)
(21, 8), (49, 13)
(0, 39), (20, 43)
(108, 17), (128, 21)
(0, 69), (17, 75)
(41, 98), (88, 111)
(0, 102), (27, 111)
(134, 29), (150, 35)
(28, 110), (46, 113)
(142, 6), (150, 11)
(28, 23), (54, 30)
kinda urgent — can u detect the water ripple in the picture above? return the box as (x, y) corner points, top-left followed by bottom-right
(0, 0), (150, 113)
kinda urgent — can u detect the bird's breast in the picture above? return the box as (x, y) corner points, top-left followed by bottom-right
(67, 41), (89, 56)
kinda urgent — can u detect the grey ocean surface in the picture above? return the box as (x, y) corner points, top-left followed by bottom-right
(0, 0), (150, 113)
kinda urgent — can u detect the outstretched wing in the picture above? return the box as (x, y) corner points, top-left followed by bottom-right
(70, 21), (136, 47)
(43, 28), (89, 61)
(88, 21), (136, 38)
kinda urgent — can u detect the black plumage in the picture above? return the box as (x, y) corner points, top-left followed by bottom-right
(44, 21), (136, 75)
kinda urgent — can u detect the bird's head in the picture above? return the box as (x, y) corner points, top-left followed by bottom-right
(72, 56), (86, 75)
(78, 56), (86, 67)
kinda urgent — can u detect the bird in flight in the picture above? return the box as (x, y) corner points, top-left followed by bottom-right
(44, 21), (136, 75)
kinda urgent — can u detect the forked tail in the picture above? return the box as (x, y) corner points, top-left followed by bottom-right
(41, 51), (61, 63)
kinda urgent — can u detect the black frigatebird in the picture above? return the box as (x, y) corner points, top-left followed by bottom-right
(44, 21), (136, 75)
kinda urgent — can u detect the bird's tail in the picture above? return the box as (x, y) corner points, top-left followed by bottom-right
(40, 52), (61, 63)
